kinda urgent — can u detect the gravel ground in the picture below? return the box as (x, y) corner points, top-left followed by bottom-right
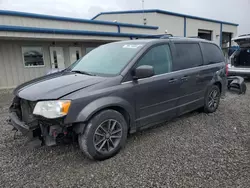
(0, 84), (250, 188)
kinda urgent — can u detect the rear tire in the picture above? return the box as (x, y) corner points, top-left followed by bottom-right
(78, 110), (128, 160)
(204, 85), (221, 113)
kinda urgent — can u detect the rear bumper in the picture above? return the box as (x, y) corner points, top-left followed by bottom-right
(228, 66), (250, 76)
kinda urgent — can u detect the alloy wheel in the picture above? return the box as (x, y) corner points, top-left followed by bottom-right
(93, 119), (122, 153)
(208, 89), (219, 110)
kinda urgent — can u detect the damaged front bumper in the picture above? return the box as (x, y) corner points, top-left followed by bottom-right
(7, 111), (69, 148)
(9, 112), (30, 135)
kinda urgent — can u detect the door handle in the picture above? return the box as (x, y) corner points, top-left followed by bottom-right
(168, 78), (178, 83)
(181, 76), (189, 81)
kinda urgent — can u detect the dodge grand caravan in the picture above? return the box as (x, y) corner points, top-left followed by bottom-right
(9, 38), (227, 160)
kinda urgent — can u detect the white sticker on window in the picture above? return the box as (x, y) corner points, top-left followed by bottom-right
(123, 44), (143, 49)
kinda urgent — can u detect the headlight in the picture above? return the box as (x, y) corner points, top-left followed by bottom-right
(33, 100), (71, 119)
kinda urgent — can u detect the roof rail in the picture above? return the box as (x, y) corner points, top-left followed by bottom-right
(130, 33), (173, 40)
(188, 36), (201, 38)
(131, 34), (206, 40)
(159, 34), (173, 39)
(143, 34), (173, 39)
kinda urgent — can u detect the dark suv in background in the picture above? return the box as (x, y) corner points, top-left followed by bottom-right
(9, 38), (227, 160)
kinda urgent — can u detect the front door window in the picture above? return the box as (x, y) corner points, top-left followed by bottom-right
(136, 44), (172, 75)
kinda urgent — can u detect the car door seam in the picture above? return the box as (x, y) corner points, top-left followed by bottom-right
(140, 90), (204, 110)
(136, 97), (204, 121)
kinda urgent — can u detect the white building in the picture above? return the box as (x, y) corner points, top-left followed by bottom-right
(93, 9), (238, 48)
(0, 9), (238, 90)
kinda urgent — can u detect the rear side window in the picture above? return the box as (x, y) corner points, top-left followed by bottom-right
(136, 44), (172, 75)
(202, 43), (225, 64)
(173, 43), (203, 71)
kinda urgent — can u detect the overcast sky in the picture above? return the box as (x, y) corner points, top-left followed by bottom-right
(0, 0), (249, 34)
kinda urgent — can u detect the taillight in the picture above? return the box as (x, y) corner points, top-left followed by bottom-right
(226, 64), (229, 76)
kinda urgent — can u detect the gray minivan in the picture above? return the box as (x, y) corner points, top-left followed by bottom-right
(9, 38), (227, 160)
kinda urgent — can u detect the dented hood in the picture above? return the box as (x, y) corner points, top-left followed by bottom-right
(14, 72), (105, 101)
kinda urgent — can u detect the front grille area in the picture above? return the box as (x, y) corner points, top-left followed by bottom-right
(20, 99), (36, 123)
(11, 97), (63, 130)
(10, 97), (39, 129)
(20, 99), (38, 128)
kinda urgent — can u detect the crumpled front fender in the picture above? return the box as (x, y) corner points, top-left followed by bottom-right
(75, 96), (135, 123)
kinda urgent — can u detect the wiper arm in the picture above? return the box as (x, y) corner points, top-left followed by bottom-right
(71, 70), (95, 76)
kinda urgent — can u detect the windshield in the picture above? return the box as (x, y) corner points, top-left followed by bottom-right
(70, 42), (145, 76)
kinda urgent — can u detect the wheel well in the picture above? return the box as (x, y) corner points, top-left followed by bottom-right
(87, 106), (131, 129)
(214, 82), (222, 93)
(108, 106), (130, 126)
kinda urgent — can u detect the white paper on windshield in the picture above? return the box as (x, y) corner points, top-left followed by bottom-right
(123, 44), (143, 49)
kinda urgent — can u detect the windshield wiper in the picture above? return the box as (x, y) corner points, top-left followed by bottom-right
(71, 70), (96, 76)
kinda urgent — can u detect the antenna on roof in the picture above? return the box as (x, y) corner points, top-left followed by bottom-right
(142, 0), (147, 25)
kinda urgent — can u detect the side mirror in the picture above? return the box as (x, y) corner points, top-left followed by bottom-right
(133, 65), (154, 80)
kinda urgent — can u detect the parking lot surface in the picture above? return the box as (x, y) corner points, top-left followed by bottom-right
(0, 84), (250, 187)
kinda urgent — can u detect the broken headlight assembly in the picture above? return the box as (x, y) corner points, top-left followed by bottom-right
(33, 100), (71, 119)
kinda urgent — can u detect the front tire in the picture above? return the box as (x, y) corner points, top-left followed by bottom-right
(204, 85), (221, 113)
(78, 110), (128, 160)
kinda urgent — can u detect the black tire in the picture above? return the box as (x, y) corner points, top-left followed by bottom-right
(204, 85), (221, 113)
(78, 109), (128, 160)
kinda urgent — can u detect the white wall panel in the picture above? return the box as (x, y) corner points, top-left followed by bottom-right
(186, 18), (221, 45)
(0, 40), (108, 89)
(0, 15), (118, 33)
(120, 27), (156, 35)
(0, 15), (159, 36)
(0, 40), (50, 89)
(222, 24), (237, 35)
(0, 31), (129, 41)
(153, 14), (184, 35)
(96, 13), (184, 36)
(0, 43), (8, 88)
(222, 24), (238, 46)
(95, 13), (155, 25)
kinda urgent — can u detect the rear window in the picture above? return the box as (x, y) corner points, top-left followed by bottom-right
(173, 43), (203, 71)
(202, 43), (224, 64)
